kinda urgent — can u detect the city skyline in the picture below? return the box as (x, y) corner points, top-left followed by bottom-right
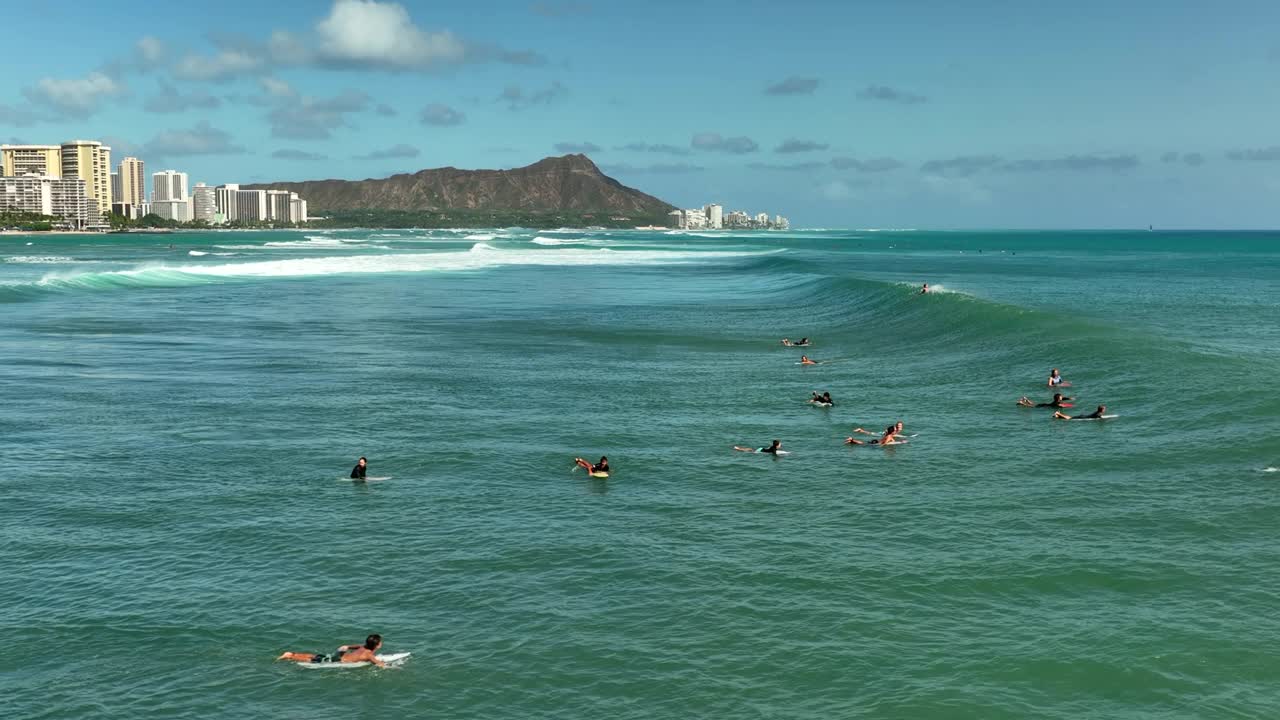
(3, 1), (1280, 228)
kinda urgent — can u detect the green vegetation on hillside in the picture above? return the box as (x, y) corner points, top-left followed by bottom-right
(306, 208), (669, 229)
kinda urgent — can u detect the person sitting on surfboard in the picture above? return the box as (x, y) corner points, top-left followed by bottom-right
(734, 440), (783, 454)
(1018, 393), (1073, 408)
(1053, 405), (1106, 420)
(351, 457), (367, 480)
(799, 355), (818, 365)
(277, 634), (387, 667)
(1048, 368), (1070, 387)
(574, 456), (609, 475)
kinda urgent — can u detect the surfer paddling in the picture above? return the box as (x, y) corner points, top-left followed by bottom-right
(846, 421), (906, 445)
(781, 337), (811, 347)
(734, 440), (783, 454)
(574, 456), (609, 475)
(350, 456), (367, 480)
(809, 391), (834, 406)
(277, 634), (387, 667)
(1018, 393), (1073, 408)
(1053, 405), (1107, 420)
(799, 355), (818, 365)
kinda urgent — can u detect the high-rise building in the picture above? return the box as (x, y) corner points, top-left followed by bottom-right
(265, 189), (292, 222)
(192, 183), (216, 224)
(1, 175), (91, 228)
(118, 157), (145, 207)
(1, 144), (62, 177)
(60, 140), (112, 215)
(667, 210), (683, 229)
(111, 172), (121, 202)
(234, 189), (267, 222)
(704, 204), (723, 229)
(215, 183), (239, 220)
(151, 170), (188, 202)
(151, 199), (192, 222)
(755, 212), (769, 226)
(289, 193), (308, 224)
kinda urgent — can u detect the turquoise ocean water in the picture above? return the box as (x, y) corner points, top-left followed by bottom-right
(2, 228), (1278, 718)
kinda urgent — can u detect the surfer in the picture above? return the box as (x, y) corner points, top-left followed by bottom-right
(1047, 368), (1070, 387)
(846, 424), (905, 446)
(1053, 405), (1107, 420)
(799, 355), (818, 365)
(734, 440), (783, 454)
(277, 634), (387, 667)
(350, 456), (367, 480)
(781, 337), (811, 347)
(574, 456), (609, 474)
(1017, 393), (1073, 408)
(809, 391), (833, 406)
(920, 283), (930, 294)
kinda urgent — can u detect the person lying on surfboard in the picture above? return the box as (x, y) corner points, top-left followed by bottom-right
(734, 440), (783, 454)
(1053, 405), (1106, 420)
(1018, 393), (1073, 408)
(781, 337), (810, 347)
(799, 355), (818, 365)
(278, 634), (387, 667)
(575, 456), (609, 475)
(809, 391), (833, 406)
(350, 456), (368, 480)
(1047, 368), (1070, 387)
(846, 424), (906, 445)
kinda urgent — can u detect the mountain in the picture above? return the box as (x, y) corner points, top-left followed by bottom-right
(247, 154), (674, 216)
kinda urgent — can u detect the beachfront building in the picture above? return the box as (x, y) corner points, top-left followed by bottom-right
(152, 170), (188, 202)
(192, 183), (216, 224)
(774, 215), (789, 230)
(215, 184), (239, 220)
(266, 189), (292, 222)
(118, 157), (145, 207)
(289, 193), (307, 224)
(1, 144), (61, 178)
(705, 204), (723, 229)
(234, 189), (267, 222)
(60, 140), (112, 216)
(1, 175), (91, 228)
(151, 199), (192, 222)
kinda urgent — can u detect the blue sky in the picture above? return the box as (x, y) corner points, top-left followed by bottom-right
(3, 0), (1279, 228)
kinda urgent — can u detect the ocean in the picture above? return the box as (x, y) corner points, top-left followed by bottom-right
(2, 228), (1277, 718)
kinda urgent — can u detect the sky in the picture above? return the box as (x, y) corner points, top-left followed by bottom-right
(2, 0), (1279, 228)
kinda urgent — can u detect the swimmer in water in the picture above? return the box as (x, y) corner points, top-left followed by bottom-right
(277, 634), (387, 667)
(1053, 405), (1107, 420)
(350, 456), (367, 480)
(1047, 368), (1070, 387)
(734, 440), (783, 454)
(799, 355), (818, 365)
(1017, 393), (1074, 408)
(574, 455), (609, 474)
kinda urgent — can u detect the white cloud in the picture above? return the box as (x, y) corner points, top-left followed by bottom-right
(136, 36), (166, 63)
(174, 48), (265, 82)
(142, 122), (247, 157)
(22, 72), (125, 117)
(260, 76), (297, 98)
(314, 0), (466, 68)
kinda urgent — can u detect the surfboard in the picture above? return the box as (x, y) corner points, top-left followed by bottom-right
(810, 402), (833, 408)
(1070, 415), (1117, 420)
(589, 471), (609, 478)
(296, 652), (412, 669)
(341, 476), (392, 482)
(759, 449), (791, 455)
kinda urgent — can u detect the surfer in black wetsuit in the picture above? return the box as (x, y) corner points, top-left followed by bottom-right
(920, 283), (929, 294)
(351, 457), (367, 479)
(1054, 405), (1107, 420)
(794, 337), (810, 346)
(1018, 393), (1073, 408)
(574, 456), (609, 474)
(734, 440), (783, 454)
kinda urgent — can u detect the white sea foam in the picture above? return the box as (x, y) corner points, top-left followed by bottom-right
(464, 233), (496, 241)
(33, 245), (778, 289)
(5, 255), (75, 264)
(188, 250), (209, 256)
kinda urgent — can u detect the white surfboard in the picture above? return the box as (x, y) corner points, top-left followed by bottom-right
(341, 476), (392, 482)
(296, 652), (412, 669)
